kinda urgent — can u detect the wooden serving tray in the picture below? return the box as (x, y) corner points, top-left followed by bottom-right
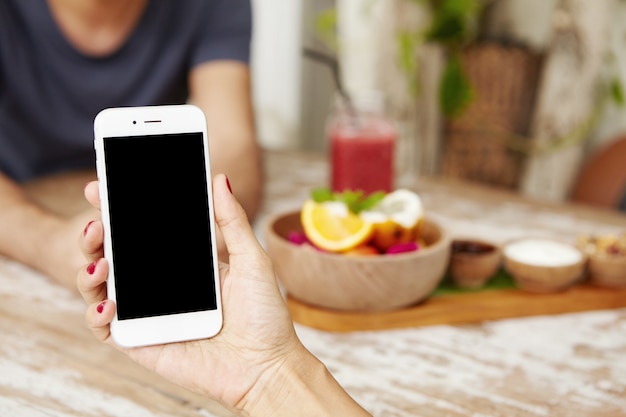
(286, 272), (626, 332)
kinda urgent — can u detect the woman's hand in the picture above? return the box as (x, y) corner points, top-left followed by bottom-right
(77, 174), (372, 417)
(77, 174), (304, 408)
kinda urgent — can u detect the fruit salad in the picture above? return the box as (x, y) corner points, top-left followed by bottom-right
(290, 188), (426, 255)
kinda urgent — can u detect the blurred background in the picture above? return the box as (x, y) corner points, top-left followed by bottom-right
(250, 0), (626, 210)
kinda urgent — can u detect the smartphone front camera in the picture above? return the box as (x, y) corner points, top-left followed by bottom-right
(132, 120), (137, 125)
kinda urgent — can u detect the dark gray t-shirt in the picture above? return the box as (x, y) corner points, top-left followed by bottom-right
(0, 0), (251, 181)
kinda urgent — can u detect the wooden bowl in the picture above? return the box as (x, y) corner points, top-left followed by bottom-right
(503, 238), (587, 293)
(449, 238), (501, 289)
(587, 254), (626, 288)
(264, 211), (451, 312)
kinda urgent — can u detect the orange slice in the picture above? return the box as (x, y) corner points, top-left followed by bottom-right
(300, 200), (375, 252)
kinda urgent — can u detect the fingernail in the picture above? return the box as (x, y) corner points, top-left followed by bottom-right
(86, 260), (97, 275)
(83, 220), (94, 236)
(96, 301), (106, 314)
(225, 176), (232, 194)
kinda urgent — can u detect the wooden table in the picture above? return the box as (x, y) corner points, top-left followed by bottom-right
(3, 150), (626, 417)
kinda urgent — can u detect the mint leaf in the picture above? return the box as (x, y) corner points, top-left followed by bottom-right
(356, 191), (386, 212)
(310, 187), (335, 203)
(310, 188), (388, 213)
(336, 190), (364, 213)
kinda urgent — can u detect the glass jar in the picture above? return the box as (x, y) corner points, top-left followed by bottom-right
(326, 91), (397, 194)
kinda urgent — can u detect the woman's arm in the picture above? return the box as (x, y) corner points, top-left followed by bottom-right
(77, 174), (372, 417)
(0, 170), (97, 289)
(189, 61), (263, 222)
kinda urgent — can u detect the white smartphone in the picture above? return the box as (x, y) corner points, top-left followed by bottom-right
(93, 104), (223, 348)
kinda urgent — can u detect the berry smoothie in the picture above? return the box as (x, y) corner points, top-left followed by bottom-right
(328, 102), (396, 194)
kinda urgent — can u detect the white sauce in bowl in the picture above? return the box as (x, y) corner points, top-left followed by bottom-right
(504, 238), (582, 266)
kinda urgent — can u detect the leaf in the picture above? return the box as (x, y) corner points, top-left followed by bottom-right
(425, 0), (480, 47)
(610, 78), (625, 107)
(309, 188), (387, 214)
(357, 191), (386, 212)
(314, 8), (338, 52)
(396, 30), (421, 98)
(336, 190), (364, 213)
(310, 187), (335, 203)
(425, 12), (466, 45)
(439, 54), (474, 117)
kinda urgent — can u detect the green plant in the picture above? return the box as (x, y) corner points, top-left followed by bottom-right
(402, 0), (487, 118)
(311, 0), (625, 141)
(395, 0), (626, 158)
(312, 0), (487, 118)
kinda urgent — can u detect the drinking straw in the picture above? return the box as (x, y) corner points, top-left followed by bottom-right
(302, 47), (357, 119)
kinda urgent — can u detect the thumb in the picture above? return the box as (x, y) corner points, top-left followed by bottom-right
(212, 174), (265, 260)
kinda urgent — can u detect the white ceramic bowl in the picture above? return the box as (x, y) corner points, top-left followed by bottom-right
(503, 237), (587, 293)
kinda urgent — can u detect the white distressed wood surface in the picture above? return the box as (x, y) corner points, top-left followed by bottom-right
(2, 150), (626, 417)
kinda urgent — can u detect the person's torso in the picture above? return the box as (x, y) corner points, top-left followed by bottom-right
(0, 0), (251, 181)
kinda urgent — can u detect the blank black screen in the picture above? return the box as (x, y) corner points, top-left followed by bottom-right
(103, 132), (217, 320)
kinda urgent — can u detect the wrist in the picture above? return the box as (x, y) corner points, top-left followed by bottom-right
(0, 201), (62, 268)
(240, 344), (371, 417)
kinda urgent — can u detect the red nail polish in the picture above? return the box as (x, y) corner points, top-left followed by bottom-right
(86, 260), (97, 275)
(96, 301), (106, 314)
(83, 220), (94, 236)
(225, 176), (232, 194)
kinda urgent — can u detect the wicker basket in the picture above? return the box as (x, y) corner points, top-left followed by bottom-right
(441, 42), (544, 189)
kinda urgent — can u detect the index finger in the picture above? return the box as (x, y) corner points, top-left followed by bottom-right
(212, 174), (265, 259)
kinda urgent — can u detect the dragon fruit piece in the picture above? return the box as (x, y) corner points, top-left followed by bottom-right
(288, 231), (310, 246)
(385, 241), (420, 255)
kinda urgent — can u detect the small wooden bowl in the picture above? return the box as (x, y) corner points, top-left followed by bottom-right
(264, 211), (451, 312)
(449, 238), (501, 289)
(503, 238), (587, 293)
(587, 254), (626, 288)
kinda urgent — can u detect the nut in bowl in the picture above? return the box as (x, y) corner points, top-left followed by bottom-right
(578, 233), (626, 288)
(449, 238), (501, 289)
(503, 237), (587, 293)
(264, 211), (451, 312)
